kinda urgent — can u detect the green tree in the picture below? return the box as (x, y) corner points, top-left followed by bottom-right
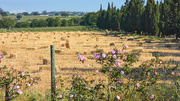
(1, 12), (8, 17)
(17, 14), (22, 20)
(72, 18), (81, 26)
(111, 13), (120, 31)
(31, 11), (40, 15)
(168, 0), (178, 38)
(62, 19), (68, 26)
(98, 10), (106, 29)
(61, 12), (69, 17)
(15, 21), (30, 28)
(0, 20), (4, 28)
(81, 12), (98, 26)
(97, 4), (102, 28)
(2, 18), (15, 30)
(22, 12), (29, 16)
(30, 19), (39, 27)
(46, 17), (56, 27)
(145, 0), (155, 34)
(54, 17), (62, 27)
(69, 19), (75, 26)
(105, 2), (112, 30)
(38, 19), (48, 27)
(152, 1), (160, 36)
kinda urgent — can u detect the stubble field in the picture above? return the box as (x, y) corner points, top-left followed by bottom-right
(0, 31), (180, 93)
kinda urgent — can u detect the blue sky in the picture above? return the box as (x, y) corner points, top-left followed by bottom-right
(0, 0), (160, 13)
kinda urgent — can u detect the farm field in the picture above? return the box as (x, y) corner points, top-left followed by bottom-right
(0, 31), (180, 100)
(0, 15), (82, 21)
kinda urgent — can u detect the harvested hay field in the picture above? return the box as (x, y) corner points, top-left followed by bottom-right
(0, 31), (180, 92)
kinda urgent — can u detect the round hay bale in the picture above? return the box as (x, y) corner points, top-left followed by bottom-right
(131, 48), (144, 53)
(110, 43), (115, 46)
(145, 39), (152, 43)
(139, 53), (152, 57)
(10, 54), (17, 59)
(55, 50), (62, 54)
(96, 37), (99, 41)
(61, 44), (65, 47)
(26, 48), (35, 50)
(65, 43), (70, 49)
(43, 59), (50, 65)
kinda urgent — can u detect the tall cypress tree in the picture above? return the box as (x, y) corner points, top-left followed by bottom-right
(145, 0), (155, 34)
(163, 0), (171, 36)
(159, 0), (165, 37)
(123, 0), (144, 33)
(152, 1), (160, 36)
(105, 2), (112, 30)
(97, 4), (102, 28)
(100, 10), (106, 29)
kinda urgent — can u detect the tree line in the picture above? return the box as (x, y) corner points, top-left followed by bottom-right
(0, 17), (81, 30)
(81, 0), (180, 39)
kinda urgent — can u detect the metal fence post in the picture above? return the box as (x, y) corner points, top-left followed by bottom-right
(51, 45), (56, 101)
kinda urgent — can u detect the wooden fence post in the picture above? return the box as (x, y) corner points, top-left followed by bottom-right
(51, 45), (56, 101)
(5, 80), (10, 101)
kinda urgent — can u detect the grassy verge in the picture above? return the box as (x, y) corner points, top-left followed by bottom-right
(0, 26), (101, 33)
(0, 15), (82, 21)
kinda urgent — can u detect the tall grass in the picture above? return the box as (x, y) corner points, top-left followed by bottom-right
(0, 26), (101, 33)
(0, 15), (82, 21)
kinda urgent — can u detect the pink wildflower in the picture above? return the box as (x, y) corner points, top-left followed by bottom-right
(125, 45), (128, 48)
(109, 67), (113, 71)
(116, 61), (120, 66)
(58, 94), (62, 98)
(70, 94), (74, 98)
(150, 94), (154, 99)
(10, 66), (14, 69)
(30, 77), (33, 80)
(78, 54), (81, 59)
(16, 86), (20, 89)
(118, 50), (123, 55)
(110, 50), (116, 54)
(112, 55), (116, 58)
(172, 72), (175, 75)
(55, 85), (57, 88)
(94, 54), (101, 59)
(80, 56), (86, 62)
(117, 79), (123, 83)
(16, 89), (22, 94)
(95, 70), (99, 73)
(149, 86), (152, 90)
(116, 95), (120, 100)
(102, 53), (106, 58)
(121, 71), (124, 74)
(81, 95), (84, 98)
(137, 83), (140, 87)
(21, 72), (25, 76)
(27, 83), (31, 87)
(178, 73), (180, 76)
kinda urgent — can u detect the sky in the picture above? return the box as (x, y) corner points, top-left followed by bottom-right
(0, 0), (161, 13)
